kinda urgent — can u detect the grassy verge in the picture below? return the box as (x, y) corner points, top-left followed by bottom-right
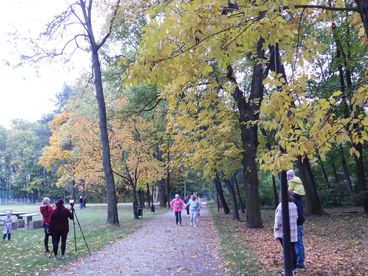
(208, 202), (263, 276)
(0, 204), (165, 275)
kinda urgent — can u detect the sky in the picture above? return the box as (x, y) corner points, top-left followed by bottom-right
(0, 0), (88, 128)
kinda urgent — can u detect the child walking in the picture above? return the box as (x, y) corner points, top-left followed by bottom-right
(187, 194), (201, 227)
(3, 211), (13, 241)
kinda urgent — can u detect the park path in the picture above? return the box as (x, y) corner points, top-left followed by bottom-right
(50, 203), (225, 276)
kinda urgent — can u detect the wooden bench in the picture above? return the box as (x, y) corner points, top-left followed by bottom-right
(17, 213), (40, 229)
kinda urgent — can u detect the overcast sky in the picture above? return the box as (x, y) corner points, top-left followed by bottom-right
(0, 0), (88, 128)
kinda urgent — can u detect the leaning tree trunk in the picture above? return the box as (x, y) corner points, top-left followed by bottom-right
(297, 156), (324, 215)
(92, 49), (119, 225)
(213, 175), (230, 214)
(224, 177), (240, 220)
(80, 0), (120, 225)
(233, 175), (245, 213)
(354, 0), (368, 37)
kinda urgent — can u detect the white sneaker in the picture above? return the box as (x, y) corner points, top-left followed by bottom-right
(60, 255), (69, 260)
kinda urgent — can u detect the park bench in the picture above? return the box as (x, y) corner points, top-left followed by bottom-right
(17, 212), (40, 229)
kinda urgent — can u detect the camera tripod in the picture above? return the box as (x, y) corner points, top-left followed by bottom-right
(70, 204), (91, 256)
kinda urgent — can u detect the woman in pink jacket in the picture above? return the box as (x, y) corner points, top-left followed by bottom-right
(170, 194), (186, 226)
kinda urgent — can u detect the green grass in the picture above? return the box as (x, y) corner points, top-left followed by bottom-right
(0, 204), (165, 275)
(208, 203), (263, 276)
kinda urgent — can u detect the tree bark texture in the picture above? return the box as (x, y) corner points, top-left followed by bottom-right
(340, 145), (353, 193)
(297, 156), (324, 215)
(79, 0), (119, 225)
(355, 0), (368, 37)
(228, 39), (264, 228)
(158, 179), (167, 208)
(213, 175), (230, 214)
(224, 177), (240, 220)
(233, 175), (245, 213)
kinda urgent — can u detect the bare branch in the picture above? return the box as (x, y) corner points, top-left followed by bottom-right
(97, 0), (122, 50)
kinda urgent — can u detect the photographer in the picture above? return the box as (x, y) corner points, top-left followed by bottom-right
(49, 199), (74, 259)
(40, 197), (54, 253)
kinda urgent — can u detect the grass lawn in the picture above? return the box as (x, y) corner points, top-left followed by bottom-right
(208, 202), (265, 276)
(0, 203), (165, 275)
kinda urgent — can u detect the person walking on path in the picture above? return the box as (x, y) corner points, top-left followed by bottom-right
(187, 194), (201, 227)
(40, 197), (54, 252)
(274, 192), (298, 270)
(287, 169), (306, 269)
(2, 211), (13, 241)
(170, 194), (186, 226)
(49, 199), (74, 259)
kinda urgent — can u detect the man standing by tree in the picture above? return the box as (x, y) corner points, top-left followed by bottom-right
(287, 169), (305, 269)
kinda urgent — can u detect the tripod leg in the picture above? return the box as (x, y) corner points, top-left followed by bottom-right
(72, 210), (77, 253)
(73, 211), (91, 256)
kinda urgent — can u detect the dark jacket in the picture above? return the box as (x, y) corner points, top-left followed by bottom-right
(49, 204), (73, 234)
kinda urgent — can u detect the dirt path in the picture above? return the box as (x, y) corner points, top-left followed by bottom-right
(49, 203), (225, 276)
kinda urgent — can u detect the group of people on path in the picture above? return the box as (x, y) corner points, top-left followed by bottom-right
(40, 197), (74, 259)
(274, 169), (305, 271)
(170, 193), (202, 227)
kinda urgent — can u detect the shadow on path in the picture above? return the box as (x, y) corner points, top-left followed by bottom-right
(49, 203), (225, 275)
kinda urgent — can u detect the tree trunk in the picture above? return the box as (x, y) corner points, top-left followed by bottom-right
(330, 153), (340, 182)
(260, 128), (278, 208)
(158, 179), (167, 208)
(92, 49), (119, 225)
(138, 189), (144, 208)
(156, 147), (167, 207)
(233, 175), (245, 213)
(224, 177), (240, 220)
(228, 39), (265, 228)
(146, 184), (151, 208)
(132, 186), (139, 219)
(216, 190), (221, 213)
(272, 175), (278, 209)
(297, 156), (324, 215)
(354, 143), (366, 192)
(213, 175), (230, 214)
(166, 144), (171, 207)
(80, 0), (119, 225)
(340, 145), (353, 193)
(316, 153), (330, 188)
(355, 0), (368, 37)
(353, 143), (368, 214)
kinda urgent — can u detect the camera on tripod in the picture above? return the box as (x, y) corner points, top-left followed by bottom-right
(69, 199), (75, 210)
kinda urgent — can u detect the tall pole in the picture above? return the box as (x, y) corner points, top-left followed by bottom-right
(274, 42), (293, 276)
